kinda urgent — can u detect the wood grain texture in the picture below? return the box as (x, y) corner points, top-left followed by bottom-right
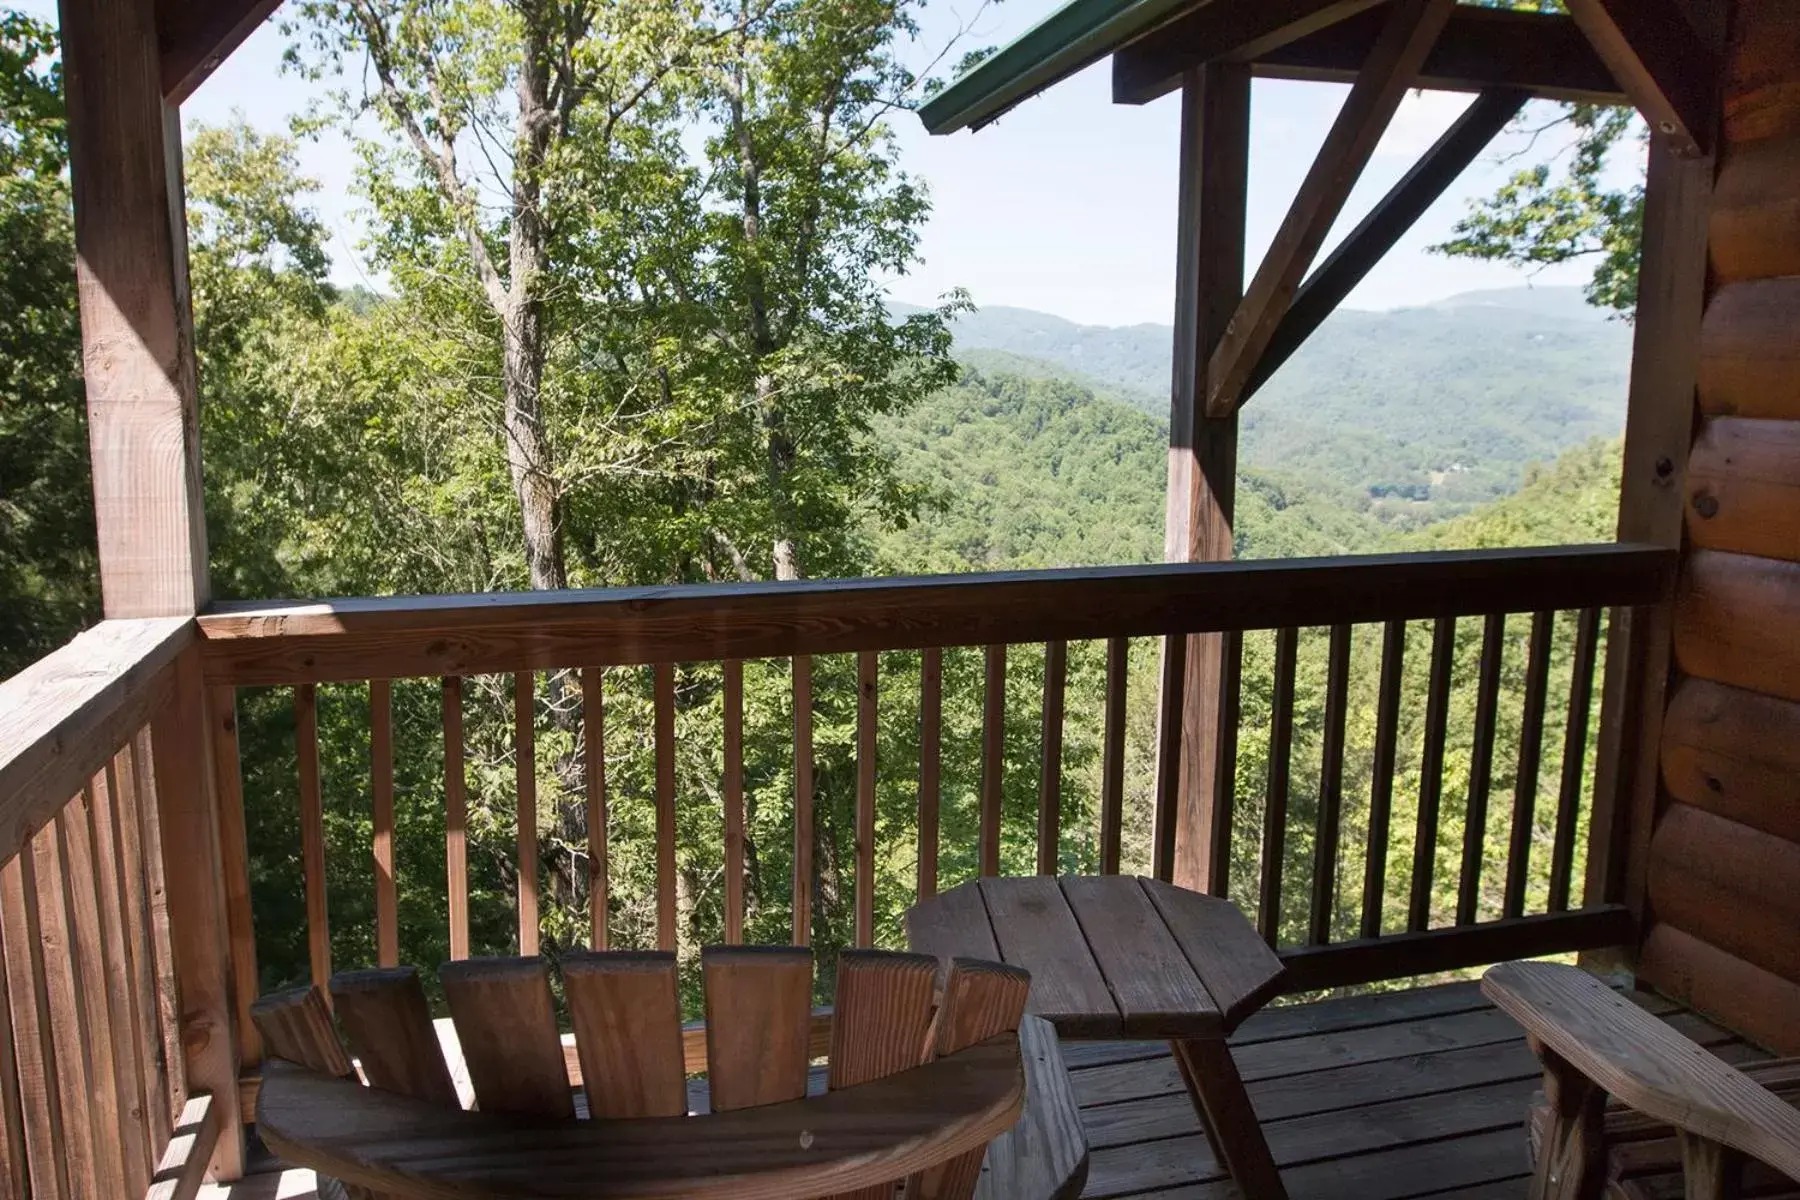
(248, 987), (351, 1077)
(146, 1091), (217, 1200)
(0, 855), (34, 1200)
(62, 0), (209, 621)
(1685, 415), (1800, 561)
(1362, 621), (1406, 937)
(440, 957), (572, 1118)
(856, 652), (877, 946)
(329, 967), (457, 1106)
(980, 876), (1117, 1037)
(33, 817), (103, 1197)
(973, 1014), (1087, 1200)
(114, 736), (175, 1157)
(1639, 923), (1800, 1058)
(131, 729), (186, 1126)
(1205, 631), (1242, 898)
(1711, 134), (1800, 283)
(1038, 642), (1066, 876)
(909, 958), (1032, 1200)
(206, 685), (259, 1066)
(194, 545), (1674, 685)
(90, 761), (159, 1191)
(702, 946), (814, 1112)
(582, 667), (609, 948)
(1100, 638), (1126, 877)
(1060, 876), (1219, 1038)
(652, 663), (676, 952)
(827, 950), (938, 1091)
(1563, 0), (1717, 157)
(156, 0), (282, 102)
(1721, 0), (1800, 142)
(1483, 962), (1800, 1179)
(1674, 550), (1800, 704)
(980, 645), (1005, 878)
(149, 649), (243, 1176)
(906, 879), (1001, 967)
(1153, 631), (1187, 884)
(369, 679), (398, 967)
(515, 672), (539, 956)
(295, 683), (330, 990)
(1140, 878), (1285, 1033)
(1699, 279), (1800, 419)
(256, 1036), (1023, 1200)
(442, 676), (469, 960)
(1662, 677), (1800, 844)
(1111, 0), (1383, 104)
(563, 951), (685, 1119)
(918, 647), (942, 901)
(1503, 612), (1554, 920)
(1204, 0), (1453, 416)
(1457, 614), (1506, 928)
(0, 617), (187, 867)
(793, 655), (814, 945)
(1311, 624), (1351, 945)
(721, 661), (742, 944)
(0, 852), (67, 1200)
(1171, 1035), (1288, 1200)
(1647, 803), (1800, 984)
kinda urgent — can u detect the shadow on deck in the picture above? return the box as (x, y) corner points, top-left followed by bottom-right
(203, 981), (1761, 1200)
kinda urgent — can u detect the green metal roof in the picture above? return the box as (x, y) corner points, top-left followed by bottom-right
(917, 0), (1197, 134)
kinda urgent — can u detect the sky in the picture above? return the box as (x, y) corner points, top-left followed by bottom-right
(20, 0), (1639, 328)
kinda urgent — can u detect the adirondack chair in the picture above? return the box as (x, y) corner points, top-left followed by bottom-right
(249, 946), (1088, 1200)
(1484, 962), (1800, 1200)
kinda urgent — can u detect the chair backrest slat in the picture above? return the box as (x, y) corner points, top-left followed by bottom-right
(564, 951), (686, 1119)
(702, 946), (813, 1112)
(440, 956), (573, 1118)
(824, 949), (941, 1200)
(909, 958), (1032, 1200)
(250, 986), (350, 1078)
(331, 967), (458, 1107)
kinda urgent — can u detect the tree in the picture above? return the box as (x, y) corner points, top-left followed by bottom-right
(1432, 1), (1645, 315)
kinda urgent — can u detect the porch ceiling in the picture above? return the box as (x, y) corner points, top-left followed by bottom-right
(917, 0), (1626, 135)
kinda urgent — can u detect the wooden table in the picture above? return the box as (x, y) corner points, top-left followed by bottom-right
(908, 875), (1289, 1199)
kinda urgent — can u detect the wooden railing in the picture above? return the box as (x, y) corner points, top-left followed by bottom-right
(195, 544), (1672, 1040)
(0, 617), (235, 1194)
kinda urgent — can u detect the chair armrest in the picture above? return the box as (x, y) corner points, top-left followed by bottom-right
(1483, 962), (1800, 1181)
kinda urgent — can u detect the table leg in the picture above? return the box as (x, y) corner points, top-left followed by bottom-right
(1171, 1037), (1288, 1200)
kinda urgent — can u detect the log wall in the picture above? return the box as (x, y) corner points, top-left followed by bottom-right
(1646, 0), (1800, 1053)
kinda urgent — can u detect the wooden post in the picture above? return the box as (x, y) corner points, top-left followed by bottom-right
(62, 0), (241, 1176)
(62, 0), (209, 620)
(1586, 0), (1723, 937)
(1160, 64), (1251, 894)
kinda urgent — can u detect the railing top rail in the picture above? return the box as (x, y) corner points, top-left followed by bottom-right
(0, 616), (192, 864)
(195, 544), (1674, 686)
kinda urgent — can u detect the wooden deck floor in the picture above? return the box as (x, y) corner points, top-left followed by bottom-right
(1065, 979), (1766, 1200)
(205, 980), (1765, 1200)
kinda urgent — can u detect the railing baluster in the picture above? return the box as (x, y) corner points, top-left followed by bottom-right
(1361, 620), (1406, 939)
(0, 862), (27, 1200)
(1505, 611), (1556, 919)
(980, 645), (1006, 878)
(1100, 638), (1127, 876)
(295, 683), (331, 988)
(917, 649), (941, 901)
(514, 672), (539, 956)
(792, 655), (814, 945)
(442, 677), (469, 961)
(1, 849), (65, 1200)
(108, 740), (172, 1156)
(88, 763), (153, 1193)
(128, 729), (183, 1119)
(33, 816), (100, 1195)
(1311, 625), (1352, 946)
(370, 679), (398, 967)
(1038, 641), (1067, 876)
(1549, 608), (1603, 913)
(1207, 631), (1243, 898)
(1409, 617), (1456, 932)
(1457, 614), (1507, 927)
(205, 684), (258, 1065)
(721, 661), (744, 945)
(653, 664), (678, 953)
(582, 667), (609, 949)
(856, 652), (879, 947)
(1259, 628), (1299, 945)
(59, 787), (131, 1194)
(1153, 633), (1187, 883)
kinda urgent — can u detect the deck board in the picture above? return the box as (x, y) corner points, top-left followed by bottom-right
(219, 980), (1765, 1200)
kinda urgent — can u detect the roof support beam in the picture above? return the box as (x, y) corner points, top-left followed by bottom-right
(1204, 0), (1454, 418)
(157, 0), (283, 104)
(1563, 0), (1718, 158)
(1248, 7), (1626, 107)
(1113, 0), (1386, 107)
(1243, 88), (1529, 402)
